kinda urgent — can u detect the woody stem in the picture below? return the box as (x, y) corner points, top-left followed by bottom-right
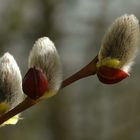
(61, 56), (98, 88)
(0, 97), (38, 124)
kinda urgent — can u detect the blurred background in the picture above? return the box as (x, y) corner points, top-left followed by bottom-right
(0, 0), (140, 140)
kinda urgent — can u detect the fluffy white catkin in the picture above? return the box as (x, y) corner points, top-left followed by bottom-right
(0, 53), (23, 126)
(98, 14), (140, 69)
(28, 37), (62, 96)
(0, 53), (23, 109)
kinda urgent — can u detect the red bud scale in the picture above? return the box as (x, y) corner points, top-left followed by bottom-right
(22, 68), (48, 100)
(97, 66), (129, 84)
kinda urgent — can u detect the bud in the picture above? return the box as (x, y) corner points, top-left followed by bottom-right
(23, 37), (62, 99)
(96, 14), (140, 84)
(0, 53), (23, 126)
(22, 68), (48, 100)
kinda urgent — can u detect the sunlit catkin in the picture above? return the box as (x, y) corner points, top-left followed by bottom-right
(23, 37), (62, 99)
(0, 53), (23, 126)
(98, 14), (139, 71)
(96, 14), (140, 84)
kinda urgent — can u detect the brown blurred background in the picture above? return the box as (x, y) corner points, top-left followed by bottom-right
(0, 0), (140, 140)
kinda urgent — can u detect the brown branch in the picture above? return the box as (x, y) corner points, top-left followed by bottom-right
(61, 56), (98, 88)
(0, 56), (98, 125)
(0, 97), (38, 124)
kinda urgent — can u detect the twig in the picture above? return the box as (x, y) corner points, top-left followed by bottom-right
(61, 56), (98, 88)
(0, 56), (98, 125)
(0, 97), (38, 124)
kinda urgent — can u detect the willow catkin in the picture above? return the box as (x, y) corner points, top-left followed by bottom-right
(28, 37), (62, 98)
(0, 53), (23, 126)
(98, 14), (140, 69)
(0, 53), (23, 111)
